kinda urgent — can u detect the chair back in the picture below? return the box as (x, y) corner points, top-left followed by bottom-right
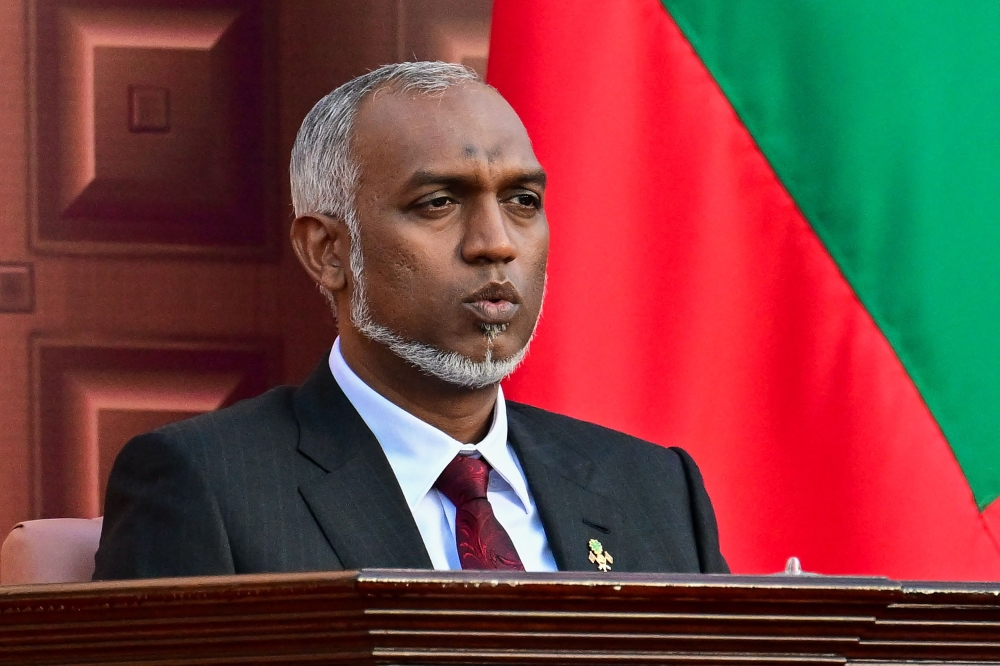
(0, 518), (103, 585)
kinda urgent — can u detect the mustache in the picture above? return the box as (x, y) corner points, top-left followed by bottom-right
(463, 281), (522, 305)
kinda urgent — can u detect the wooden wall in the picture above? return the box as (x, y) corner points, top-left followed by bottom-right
(0, 0), (492, 536)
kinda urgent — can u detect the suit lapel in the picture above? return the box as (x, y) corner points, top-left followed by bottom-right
(507, 408), (650, 573)
(293, 361), (432, 569)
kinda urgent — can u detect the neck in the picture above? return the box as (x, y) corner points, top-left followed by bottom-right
(338, 332), (499, 443)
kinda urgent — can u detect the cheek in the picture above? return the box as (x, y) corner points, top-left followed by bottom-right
(520, 238), (550, 297)
(359, 236), (454, 319)
(365, 242), (419, 297)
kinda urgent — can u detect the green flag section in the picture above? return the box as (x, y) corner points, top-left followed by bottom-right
(489, 0), (1000, 578)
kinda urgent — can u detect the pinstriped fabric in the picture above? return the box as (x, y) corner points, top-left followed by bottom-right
(94, 359), (727, 580)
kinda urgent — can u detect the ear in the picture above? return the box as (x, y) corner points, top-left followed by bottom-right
(290, 213), (350, 295)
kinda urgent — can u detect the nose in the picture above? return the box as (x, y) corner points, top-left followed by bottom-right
(460, 196), (517, 265)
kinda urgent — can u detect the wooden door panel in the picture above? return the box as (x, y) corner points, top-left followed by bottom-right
(29, 0), (277, 257)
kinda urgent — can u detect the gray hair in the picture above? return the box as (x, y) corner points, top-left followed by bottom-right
(290, 60), (481, 224)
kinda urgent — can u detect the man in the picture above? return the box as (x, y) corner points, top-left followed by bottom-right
(94, 62), (728, 579)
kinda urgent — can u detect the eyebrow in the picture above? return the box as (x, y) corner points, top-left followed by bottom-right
(406, 168), (548, 190)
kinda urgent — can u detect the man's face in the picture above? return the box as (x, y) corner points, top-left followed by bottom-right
(347, 82), (549, 366)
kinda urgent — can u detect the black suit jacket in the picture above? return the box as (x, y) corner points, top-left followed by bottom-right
(94, 359), (728, 579)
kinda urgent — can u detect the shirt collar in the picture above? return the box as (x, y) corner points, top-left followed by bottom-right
(328, 338), (532, 513)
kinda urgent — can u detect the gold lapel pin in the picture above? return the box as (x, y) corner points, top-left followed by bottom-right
(588, 538), (613, 572)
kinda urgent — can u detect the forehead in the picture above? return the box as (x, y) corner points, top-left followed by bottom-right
(350, 82), (540, 181)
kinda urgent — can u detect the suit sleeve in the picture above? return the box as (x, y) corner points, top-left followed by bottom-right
(670, 447), (730, 573)
(93, 431), (235, 580)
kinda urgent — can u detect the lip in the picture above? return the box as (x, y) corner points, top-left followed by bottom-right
(463, 299), (520, 324)
(463, 281), (522, 324)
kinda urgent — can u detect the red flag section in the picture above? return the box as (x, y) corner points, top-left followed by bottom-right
(489, 0), (1000, 578)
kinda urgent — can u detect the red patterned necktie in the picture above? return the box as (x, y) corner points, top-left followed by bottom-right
(434, 455), (525, 571)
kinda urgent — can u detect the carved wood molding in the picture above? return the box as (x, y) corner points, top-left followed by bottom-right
(1, 570), (1000, 664)
(27, 0), (278, 258)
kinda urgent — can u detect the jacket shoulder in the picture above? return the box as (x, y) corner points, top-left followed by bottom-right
(153, 384), (299, 453)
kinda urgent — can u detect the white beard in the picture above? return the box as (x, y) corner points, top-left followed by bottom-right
(348, 246), (538, 389)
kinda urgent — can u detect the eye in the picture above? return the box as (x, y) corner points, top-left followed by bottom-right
(413, 193), (458, 218)
(505, 191), (542, 212)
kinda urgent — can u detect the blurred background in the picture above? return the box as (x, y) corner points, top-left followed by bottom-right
(0, 0), (492, 538)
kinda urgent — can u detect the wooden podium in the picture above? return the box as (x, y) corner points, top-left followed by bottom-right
(2, 570), (1000, 664)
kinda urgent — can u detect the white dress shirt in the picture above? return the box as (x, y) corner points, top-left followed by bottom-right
(329, 338), (558, 571)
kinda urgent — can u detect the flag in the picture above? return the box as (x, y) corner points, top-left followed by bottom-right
(489, 0), (1000, 579)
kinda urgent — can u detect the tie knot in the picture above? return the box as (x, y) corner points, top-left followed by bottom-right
(435, 455), (491, 507)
